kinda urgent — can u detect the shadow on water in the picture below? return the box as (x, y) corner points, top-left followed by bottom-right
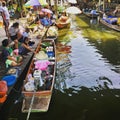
(2, 14), (120, 120)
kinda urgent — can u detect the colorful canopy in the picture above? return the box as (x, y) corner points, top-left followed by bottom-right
(24, 0), (40, 7)
(24, 0), (48, 7)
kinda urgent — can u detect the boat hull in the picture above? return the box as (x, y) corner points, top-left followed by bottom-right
(22, 39), (56, 113)
(22, 92), (51, 112)
(83, 12), (99, 18)
(99, 18), (120, 32)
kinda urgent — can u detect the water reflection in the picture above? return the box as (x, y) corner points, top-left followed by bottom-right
(52, 24), (120, 120)
(90, 18), (98, 25)
(56, 15), (120, 94)
(87, 38), (120, 65)
(56, 40), (72, 91)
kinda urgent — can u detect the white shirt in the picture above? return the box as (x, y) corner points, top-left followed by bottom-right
(103, 13), (107, 19)
(9, 26), (19, 36)
(0, 6), (4, 13)
(0, 6), (4, 22)
(22, 32), (29, 37)
(2, 6), (10, 20)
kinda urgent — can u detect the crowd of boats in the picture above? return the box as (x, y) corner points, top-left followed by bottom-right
(0, 0), (120, 119)
(82, 4), (120, 32)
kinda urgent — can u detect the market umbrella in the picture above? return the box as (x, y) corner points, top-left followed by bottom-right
(65, 6), (82, 14)
(67, 0), (77, 4)
(24, 0), (40, 7)
(42, 8), (53, 14)
(24, 0), (31, 7)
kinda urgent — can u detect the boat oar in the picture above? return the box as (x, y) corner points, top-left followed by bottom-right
(26, 90), (36, 120)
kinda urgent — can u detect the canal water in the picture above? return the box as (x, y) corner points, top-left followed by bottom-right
(2, 14), (120, 120)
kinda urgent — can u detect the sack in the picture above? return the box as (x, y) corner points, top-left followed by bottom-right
(24, 81), (35, 91)
(34, 60), (50, 71)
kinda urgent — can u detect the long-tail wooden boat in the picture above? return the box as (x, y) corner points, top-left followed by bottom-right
(99, 17), (120, 32)
(82, 10), (99, 18)
(21, 38), (56, 112)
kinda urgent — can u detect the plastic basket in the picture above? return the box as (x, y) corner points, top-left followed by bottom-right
(2, 75), (16, 86)
(0, 81), (8, 103)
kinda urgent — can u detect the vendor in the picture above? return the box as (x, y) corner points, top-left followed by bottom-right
(1, 39), (22, 67)
(9, 22), (21, 49)
(18, 37), (35, 55)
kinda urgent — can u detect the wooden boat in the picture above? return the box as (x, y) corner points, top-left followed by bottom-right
(55, 18), (71, 29)
(99, 17), (120, 32)
(21, 38), (56, 112)
(82, 10), (99, 18)
(83, 12), (99, 18)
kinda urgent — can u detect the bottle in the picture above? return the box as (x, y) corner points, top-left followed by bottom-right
(33, 70), (41, 90)
(33, 70), (44, 90)
(39, 74), (44, 86)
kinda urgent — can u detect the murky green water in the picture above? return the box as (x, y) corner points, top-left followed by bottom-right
(1, 15), (120, 120)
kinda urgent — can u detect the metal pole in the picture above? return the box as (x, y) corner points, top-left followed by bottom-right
(103, 0), (105, 12)
(98, 0), (101, 11)
(26, 91), (35, 120)
(55, 0), (58, 19)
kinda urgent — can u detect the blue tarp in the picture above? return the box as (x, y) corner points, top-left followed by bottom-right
(90, 10), (98, 15)
(103, 16), (117, 24)
(40, 18), (52, 26)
